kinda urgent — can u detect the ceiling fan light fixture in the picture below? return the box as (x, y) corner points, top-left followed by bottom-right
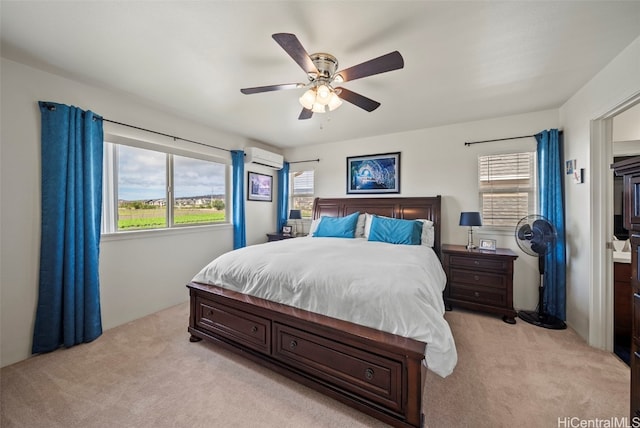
(315, 84), (332, 105)
(299, 89), (316, 110)
(311, 103), (327, 113)
(327, 92), (343, 111)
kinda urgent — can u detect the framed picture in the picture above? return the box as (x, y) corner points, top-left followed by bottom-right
(479, 239), (496, 251)
(565, 159), (576, 175)
(346, 152), (400, 194)
(247, 172), (272, 202)
(282, 225), (292, 235)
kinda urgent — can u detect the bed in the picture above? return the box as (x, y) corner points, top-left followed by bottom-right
(187, 196), (455, 428)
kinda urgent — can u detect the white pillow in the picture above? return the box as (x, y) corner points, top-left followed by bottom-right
(364, 213), (434, 247)
(416, 219), (435, 247)
(363, 213), (375, 239)
(355, 213), (366, 238)
(307, 218), (321, 237)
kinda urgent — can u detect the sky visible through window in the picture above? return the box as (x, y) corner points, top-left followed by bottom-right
(117, 146), (225, 201)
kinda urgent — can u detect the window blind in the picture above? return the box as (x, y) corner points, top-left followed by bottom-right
(479, 152), (536, 227)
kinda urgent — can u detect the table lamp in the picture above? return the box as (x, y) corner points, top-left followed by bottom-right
(459, 212), (482, 249)
(289, 210), (302, 220)
(289, 209), (302, 236)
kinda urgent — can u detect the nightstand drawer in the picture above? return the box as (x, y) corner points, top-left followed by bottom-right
(450, 284), (506, 306)
(449, 268), (506, 289)
(448, 255), (508, 271)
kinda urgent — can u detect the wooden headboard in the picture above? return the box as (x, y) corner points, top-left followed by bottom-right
(312, 196), (442, 256)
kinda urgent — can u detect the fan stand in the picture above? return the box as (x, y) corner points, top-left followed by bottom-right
(518, 257), (567, 330)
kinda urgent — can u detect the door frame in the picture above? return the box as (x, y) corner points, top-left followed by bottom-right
(590, 91), (640, 350)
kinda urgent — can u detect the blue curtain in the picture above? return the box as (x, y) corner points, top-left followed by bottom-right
(277, 162), (290, 232)
(33, 101), (104, 353)
(535, 129), (566, 321)
(231, 150), (246, 249)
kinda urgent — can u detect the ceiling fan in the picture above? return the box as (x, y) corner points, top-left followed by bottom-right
(240, 33), (404, 120)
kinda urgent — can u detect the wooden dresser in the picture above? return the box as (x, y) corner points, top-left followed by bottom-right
(615, 261), (632, 354)
(442, 244), (518, 324)
(613, 156), (640, 419)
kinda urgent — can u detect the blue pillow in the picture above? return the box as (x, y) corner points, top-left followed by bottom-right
(314, 211), (360, 238)
(367, 215), (423, 245)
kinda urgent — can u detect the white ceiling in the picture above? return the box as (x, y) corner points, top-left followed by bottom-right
(2, 1), (640, 149)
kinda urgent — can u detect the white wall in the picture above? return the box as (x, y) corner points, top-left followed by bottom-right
(613, 102), (640, 142)
(560, 35), (640, 342)
(0, 58), (279, 367)
(285, 109), (560, 315)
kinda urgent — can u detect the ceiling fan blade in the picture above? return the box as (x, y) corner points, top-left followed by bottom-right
(336, 51), (404, 82)
(240, 83), (302, 95)
(272, 33), (318, 75)
(335, 87), (381, 112)
(298, 108), (313, 120)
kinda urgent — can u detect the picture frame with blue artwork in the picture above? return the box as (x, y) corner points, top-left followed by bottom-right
(247, 171), (273, 202)
(346, 152), (401, 194)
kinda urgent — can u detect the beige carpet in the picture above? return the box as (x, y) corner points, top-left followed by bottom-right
(1, 303), (629, 428)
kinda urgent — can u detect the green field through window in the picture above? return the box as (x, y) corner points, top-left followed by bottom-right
(118, 208), (225, 230)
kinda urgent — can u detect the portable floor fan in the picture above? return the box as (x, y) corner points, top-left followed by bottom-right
(515, 215), (567, 330)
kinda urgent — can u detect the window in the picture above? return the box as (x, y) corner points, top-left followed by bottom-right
(290, 170), (314, 219)
(478, 152), (536, 228)
(102, 141), (227, 233)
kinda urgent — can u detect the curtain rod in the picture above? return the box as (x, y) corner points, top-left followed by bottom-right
(289, 158), (320, 164)
(464, 134), (535, 146)
(464, 130), (563, 146)
(101, 118), (231, 153)
(40, 103), (231, 153)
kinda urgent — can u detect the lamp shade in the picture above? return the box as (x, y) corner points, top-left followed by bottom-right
(459, 211), (482, 227)
(289, 209), (302, 220)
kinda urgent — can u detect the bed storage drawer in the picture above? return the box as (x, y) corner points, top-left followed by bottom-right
(195, 296), (271, 354)
(272, 322), (403, 413)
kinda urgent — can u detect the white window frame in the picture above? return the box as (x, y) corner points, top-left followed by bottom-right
(101, 136), (230, 235)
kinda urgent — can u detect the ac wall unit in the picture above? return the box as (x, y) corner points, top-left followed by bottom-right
(245, 147), (284, 169)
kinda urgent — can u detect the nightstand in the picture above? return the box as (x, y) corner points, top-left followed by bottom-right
(441, 244), (518, 324)
(266, 233), (295, 242)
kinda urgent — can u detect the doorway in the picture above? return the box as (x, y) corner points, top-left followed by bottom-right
(590, 95), (640, 358)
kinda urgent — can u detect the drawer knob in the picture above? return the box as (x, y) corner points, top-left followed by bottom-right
(251, 326), (258, 333)
(365, 368), (374, 381)
(289, 340), (298, 350)
(474, 291), (480, 297)
(474, 260), (479, 265)
(474, 275), (480, 281)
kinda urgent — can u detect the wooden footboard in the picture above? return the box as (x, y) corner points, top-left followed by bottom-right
(187, 281), (427, 428)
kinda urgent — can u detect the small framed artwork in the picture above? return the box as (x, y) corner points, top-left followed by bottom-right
(282, 225), (292, 235)
(347, 152), (400, 194)
(566, 159), (576, 175)
(247, 172), (272, 202)
(479, 239), (496, 251)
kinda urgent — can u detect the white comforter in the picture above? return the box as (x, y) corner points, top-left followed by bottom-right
(192, 237), (457, 377)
